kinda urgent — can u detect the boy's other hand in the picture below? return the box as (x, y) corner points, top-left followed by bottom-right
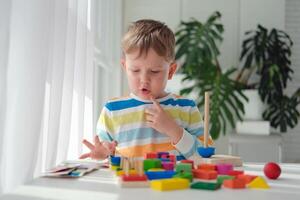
(80, 136), (117, 160)
(145, 96), (183, 144)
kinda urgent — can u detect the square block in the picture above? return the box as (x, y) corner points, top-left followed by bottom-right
(223, 178), (246, 189)
(192, 169), (217, 180)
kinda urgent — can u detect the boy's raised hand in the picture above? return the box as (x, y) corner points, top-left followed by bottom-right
(145, 96), (183, 144)
(80, 136), (117, 160)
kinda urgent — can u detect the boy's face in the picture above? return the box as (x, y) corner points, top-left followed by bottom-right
(121, 48), (177, 100)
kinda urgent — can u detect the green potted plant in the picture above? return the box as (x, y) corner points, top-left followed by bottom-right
(236, 24), (300, 132)
(175, 12), (247, 139)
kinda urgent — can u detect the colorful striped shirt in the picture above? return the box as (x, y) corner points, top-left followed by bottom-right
(97, 93), (212, 158)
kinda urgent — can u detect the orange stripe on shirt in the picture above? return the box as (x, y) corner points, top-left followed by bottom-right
(116, 142), (176, 157)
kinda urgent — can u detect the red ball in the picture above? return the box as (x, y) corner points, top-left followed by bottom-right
(264, 162), (281, 179)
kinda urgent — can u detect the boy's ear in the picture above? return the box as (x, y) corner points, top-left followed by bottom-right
(168, 62), (177, 80)
(121, 58), (126, 70)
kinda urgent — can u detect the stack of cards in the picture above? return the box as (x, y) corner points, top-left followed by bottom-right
(44, 162), (101, 178)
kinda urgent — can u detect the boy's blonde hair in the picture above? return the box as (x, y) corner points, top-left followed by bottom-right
(122, 19), (175, 62)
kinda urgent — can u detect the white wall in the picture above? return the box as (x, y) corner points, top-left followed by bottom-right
(122, 0), (300, 162)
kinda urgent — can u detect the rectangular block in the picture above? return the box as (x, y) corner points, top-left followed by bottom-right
(217, 175), (234, 184)
(237, 174), (257, 184)
(181, 160), (194, 169)
(191, 181), (221, 190)
(176, 163), (192, 173)
(144, 159), (162, 171)
(197, 163), (216, 171)
(145, 152), (157, 159)
(223, 178), (246, 189)
(145, 170), (176, 180)
(122, 174), (147, 182)
(151, 178), (189, 191)
(227, 170), (244, 177)
(162, 162), (174, 171)
(192, 169), (217, 180)
(216, 164), (233, 175)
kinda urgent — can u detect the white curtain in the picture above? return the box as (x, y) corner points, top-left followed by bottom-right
(0, 0), (122, 194)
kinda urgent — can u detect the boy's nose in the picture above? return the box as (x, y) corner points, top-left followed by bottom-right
(140, 72), (150, 83)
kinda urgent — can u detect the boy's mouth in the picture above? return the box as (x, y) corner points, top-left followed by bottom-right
(140, 88), (151, 95)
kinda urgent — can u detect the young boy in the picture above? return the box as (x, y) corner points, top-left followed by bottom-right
(80, 19), (212, 160)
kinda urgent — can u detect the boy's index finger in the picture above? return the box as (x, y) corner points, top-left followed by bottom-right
(150, 96), (162, 110)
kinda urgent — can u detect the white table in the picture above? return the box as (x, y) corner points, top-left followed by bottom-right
(1, 163), (300, 200)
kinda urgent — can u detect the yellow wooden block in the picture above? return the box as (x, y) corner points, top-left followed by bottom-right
(116, 169), (137, 176)
(148, 168), (165, 172)
(248, 176), (270, 189)
(110, 165), (119, 171)
(150, 178), (189, 191)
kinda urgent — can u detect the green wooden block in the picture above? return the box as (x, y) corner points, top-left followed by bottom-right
(173, 172), (193, 182)
(175, 163), (192, 173)
(190, 181), (221, 190)
(217, 175), (234, 184)
(143, 159), (162, 171)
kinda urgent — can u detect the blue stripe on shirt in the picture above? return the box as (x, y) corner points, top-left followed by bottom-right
(105, 98), (196, 111)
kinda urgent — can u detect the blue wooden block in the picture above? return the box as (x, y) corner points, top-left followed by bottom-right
(160, 158), (170, 162)
(176, 155), (186, 161)
(110, 156), (121, 166)
(145, 170), (176, 180)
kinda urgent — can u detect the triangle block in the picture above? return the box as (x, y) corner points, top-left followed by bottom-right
(248, 176), (270, 189)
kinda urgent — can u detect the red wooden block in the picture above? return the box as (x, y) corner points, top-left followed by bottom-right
(197, 163), (216, 171)
(237, 174), (257, 184)
(223, 178), (246, 189)
(122, 174), (148, 182)
(192, 169), (218, 180)
(227, 170), (244, 177)
(145, 152), (157, 159)
(181, 160), (194, 169)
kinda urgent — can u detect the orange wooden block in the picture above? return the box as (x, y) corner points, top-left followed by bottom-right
(197, 164), (216, 171)
(223, 178), (246, 189)
(192, 169), (217, 180)
(227, 170), (244, 177)
(237, 174), (257, 184)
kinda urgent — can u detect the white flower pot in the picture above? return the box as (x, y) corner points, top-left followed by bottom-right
(242, 89), (266, 120)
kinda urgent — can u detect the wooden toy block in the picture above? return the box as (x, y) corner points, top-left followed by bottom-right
(148, 168), (165, 172)
(191, 181), (221, 190)
(110, 165), (119, 171)
(227, 170), (244, 177)
(197, 163), (216, 171)
(118, 179), (150, 188)
(160, 158), (171, 162)
(161, 154), (176, 162)
(176, 163), (192, 173)
(143, 159), (162, 171)
(150, 178), (189, 191)
(237, 174), (257, 184)
(248, 176), (270, 189)
(173, 172), (193, 182)
(216, 164), (233, 175)
(176, 155), (186, 161)
(162, 162), (174, 171)
(157, 152), (169, 158)
(116, 169), (137, 176)
(223, 178), (246, 189)
(181, 160), (195, 169)
(110, 156), (121, 166)
(122, 174), (148, 181)
(196, 155), (243, 167)
(192, 169), (217, 180)
(217, 175), (234, 184)
(145, 170), (176, 180)
(145, 152), (157, 159)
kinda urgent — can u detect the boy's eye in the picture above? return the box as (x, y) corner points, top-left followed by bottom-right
(151, 70), (160, 74)
(131, 69), (140, 73)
